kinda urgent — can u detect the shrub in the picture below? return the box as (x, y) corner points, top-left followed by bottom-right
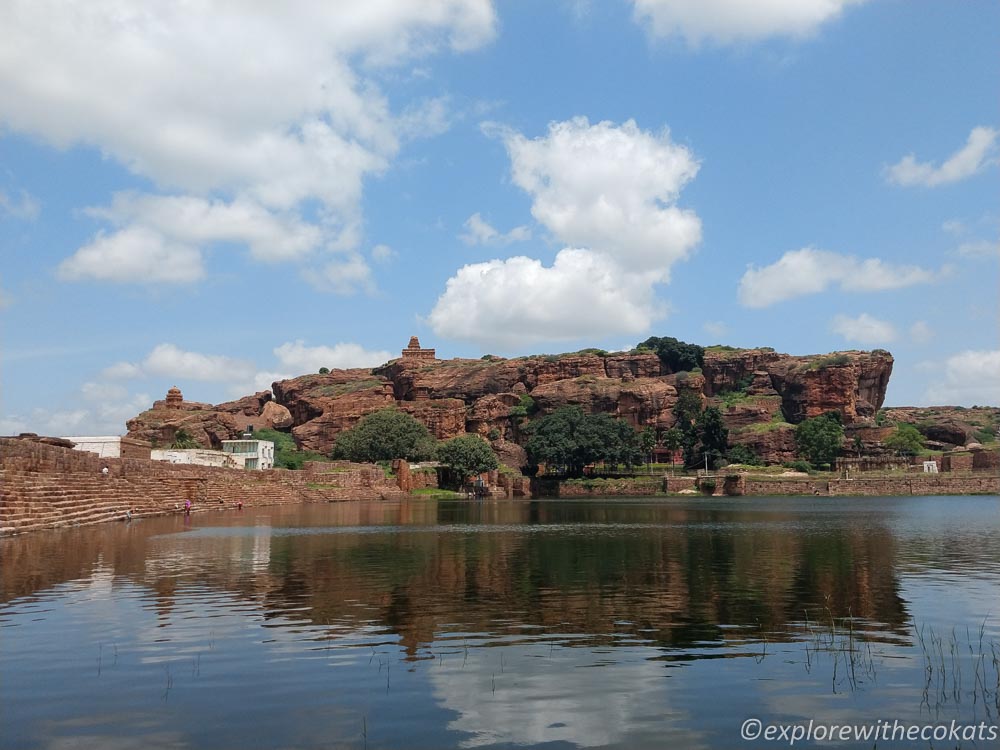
(487, 428), (501, 441)
(318, 367), (330, 374)
(726, 444), (761, 466)
(783, 460), (813, 473)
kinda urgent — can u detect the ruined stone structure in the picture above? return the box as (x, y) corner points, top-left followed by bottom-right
(400, 336), (437, 363)
(165, 386), (183, 408)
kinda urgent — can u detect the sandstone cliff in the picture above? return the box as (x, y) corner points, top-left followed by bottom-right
(126, 344), (896, 465)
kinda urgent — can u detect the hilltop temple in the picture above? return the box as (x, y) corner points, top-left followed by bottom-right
(401, 336), (436, 363)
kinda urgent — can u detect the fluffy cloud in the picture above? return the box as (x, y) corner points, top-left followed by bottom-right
(57, 227), (205, 284)
(923, 350), (1000, 406)
(105, 344), (256, 383)
(61, 194), (328, 283)
(0, 383), (151, 437)
(459, 213), (531, 246)
(428, 249), (662, 348)
(630, 0), (867, 44)
(829, 313), (896, 345)
(498, 117), (701, 273)
(273, 340), (393, 372)
(738, 248), (939, 308)
(885, 126), (999, 188)
(0, 2), (495, 283)
(432, 118), (700, 347)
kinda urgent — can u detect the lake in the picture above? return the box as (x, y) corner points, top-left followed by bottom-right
(2, 496), (999, 749)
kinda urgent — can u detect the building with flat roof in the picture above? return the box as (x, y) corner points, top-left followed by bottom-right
(62, 435), (151, 459)
(221, 438), (275, 470)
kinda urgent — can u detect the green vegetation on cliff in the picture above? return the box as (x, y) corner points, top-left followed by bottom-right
(333, 408), (435, 462)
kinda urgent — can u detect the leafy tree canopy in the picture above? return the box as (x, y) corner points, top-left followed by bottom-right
(883, 423), (925, 455)
(637, 336), (704, 373)
(333, 408), (435, 463)
(794, 412), (845, 468)
(525, 406), (642, 477)
(436, 434), (499, 483)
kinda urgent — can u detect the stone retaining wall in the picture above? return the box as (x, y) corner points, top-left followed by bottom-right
(1, 437), (406, 535)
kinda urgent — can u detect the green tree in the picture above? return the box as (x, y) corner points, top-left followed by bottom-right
(436, 434), (499, 484)
(318, 367), (330, 374)
(661, 426), (684, 473)
(696, 406), (729, 469)
(672, 389), (703, 468)
(794, 412), (845, 468)
(333, 408), (436, 462)
(637, 336), (705, 373)
(883, 424), (925, 455)
(639, 428), (656, 466)
(525, 406), (641, 477)
(170, 428), (200, 449)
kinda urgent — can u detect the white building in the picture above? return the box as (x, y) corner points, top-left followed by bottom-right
(64, 436), (123, 457)
(221, 439), (275, 470)
(62, 435), (151, 459)
(150, 449), (240, 468)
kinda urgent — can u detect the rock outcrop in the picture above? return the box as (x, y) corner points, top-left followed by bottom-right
(126, 342), (898, 466)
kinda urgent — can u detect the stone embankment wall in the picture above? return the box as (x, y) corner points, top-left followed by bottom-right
(742, 475), (998, 497)
(0, 438), (406, 535)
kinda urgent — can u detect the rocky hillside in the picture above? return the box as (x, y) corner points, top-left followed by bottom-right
(126, 341), (897, 465)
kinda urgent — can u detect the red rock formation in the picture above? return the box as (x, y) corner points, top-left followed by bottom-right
(126, 342), (898, 466)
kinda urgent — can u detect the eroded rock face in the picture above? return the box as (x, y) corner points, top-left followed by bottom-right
(126, 346), (897, 464)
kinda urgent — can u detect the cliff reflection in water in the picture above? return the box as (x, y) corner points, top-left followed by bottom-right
(1, 498), (913, 655)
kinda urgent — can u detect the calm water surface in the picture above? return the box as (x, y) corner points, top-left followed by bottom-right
(2, 496), (999, 749)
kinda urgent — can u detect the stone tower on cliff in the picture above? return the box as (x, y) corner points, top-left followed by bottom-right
(401, 336), (436, 363)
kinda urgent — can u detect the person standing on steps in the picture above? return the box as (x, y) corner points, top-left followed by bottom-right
(101, 465), (109, 478)
(184, 499), (192, 515)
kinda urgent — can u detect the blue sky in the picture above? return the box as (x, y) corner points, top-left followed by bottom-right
(1, 0), (998, 436)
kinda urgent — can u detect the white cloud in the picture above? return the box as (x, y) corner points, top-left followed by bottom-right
(630, 0), (867, 44)
(432, 118), (701, 347)
(0, 2), (495, 282)
(497, 117), (701, 274)
(57, 226), (205, 284)
(909, 320), (933, 344)
(273, 340), (393, 373)
(459, 213), (532, 246)
(0, 188), (40, 220)
(91, 194), (324, 261)
(1, 383), (151, 437)
(107, 344), (255, 382)
(737, 248), (939, 308)
(956, 239), (1000, 259)
(143, 344), (256, 382)
(102, 361), (143, 380)
(429, 249), (662, 348)
(302, 253), (376, 295)
(923, 350), (1000, 406)
(829, 313), (896, 345)
(371, 244), (397, 263)
(885, 126), (999, 188)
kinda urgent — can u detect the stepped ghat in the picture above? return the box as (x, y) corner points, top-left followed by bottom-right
(0, 437), (407, 536)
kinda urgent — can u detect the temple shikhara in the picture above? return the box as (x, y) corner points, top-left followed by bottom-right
(400, 336), (436, 363)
